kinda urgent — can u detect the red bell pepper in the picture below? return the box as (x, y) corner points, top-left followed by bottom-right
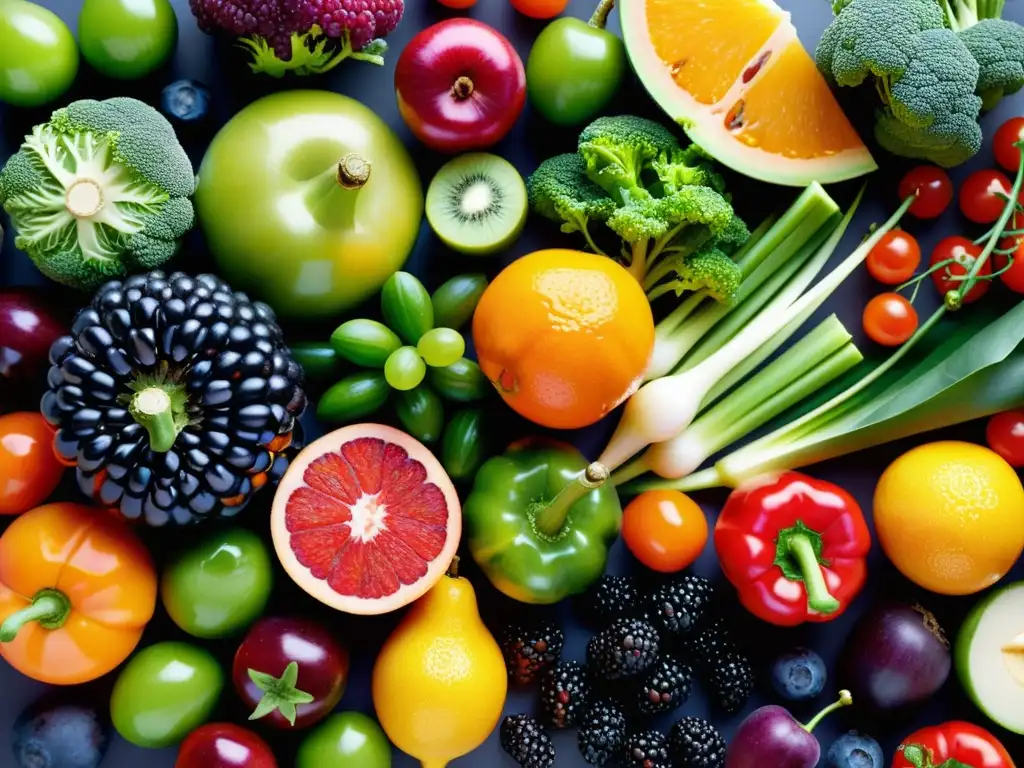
(714, 471), (870, 626)
(893, 722), (1016, 768)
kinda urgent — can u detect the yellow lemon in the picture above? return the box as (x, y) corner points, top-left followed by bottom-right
(874, 441), (1024, 595)
(372, 566), (507, 768)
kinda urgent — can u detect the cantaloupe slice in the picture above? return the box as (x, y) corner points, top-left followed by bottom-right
(621, 0), (877, 186)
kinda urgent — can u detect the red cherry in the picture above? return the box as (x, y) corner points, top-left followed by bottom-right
(176, 723), (277, 768)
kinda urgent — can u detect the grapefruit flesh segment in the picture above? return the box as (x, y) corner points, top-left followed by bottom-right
(647, 0), (785, 105)
(272, 426), (461, 615)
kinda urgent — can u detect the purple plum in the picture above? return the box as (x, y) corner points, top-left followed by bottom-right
(725, 690), (853, 768)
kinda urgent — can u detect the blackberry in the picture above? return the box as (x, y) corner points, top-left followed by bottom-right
(705, 651), (755, 713)
(500, 714), (555, 768)
(668, 717), (726, 768)
(587, 618), (660, 681)
(633, 657), (693, 716)
(500, 621), (564, 685)
(645, 576), (714, 636)
(42, 271), (305, 525)
(678, 616), (739, 663)
(577, 574), (639, 625)
(539, 661), (591, 729)
(622, 730), (672, 768)
(577, 700), (626, 766)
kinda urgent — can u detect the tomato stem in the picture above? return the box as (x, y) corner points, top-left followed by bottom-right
(247, 661), (315, 727)
(532, 463), (608, 538)
(0, 588), (71, 642)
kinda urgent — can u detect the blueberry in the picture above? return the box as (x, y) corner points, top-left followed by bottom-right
(826, 730), (885, 768)
(12, 693), (110, 768)
(160, 79), (210, 123)
(770, 647), (827, 700)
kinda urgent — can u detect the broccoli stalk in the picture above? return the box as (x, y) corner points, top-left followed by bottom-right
(0, 97), (195, 291)
(940, 0), (1006, 30)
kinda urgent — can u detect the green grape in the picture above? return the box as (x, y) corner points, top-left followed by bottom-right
(417, 328), (466, 368)
(384, 346), (427, 391)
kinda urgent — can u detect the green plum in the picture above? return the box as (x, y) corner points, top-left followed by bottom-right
(160, 527), (273, 639)
(0, 0), (78, 107)
(296, 712), (392, 768)
(196, 90), (424, 320)
(110, 642), (224, 748)
(78, 0), (178, 79)
(526, 0), (626, 126)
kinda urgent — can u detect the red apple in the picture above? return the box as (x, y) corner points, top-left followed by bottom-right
(395, 18), (526, 153)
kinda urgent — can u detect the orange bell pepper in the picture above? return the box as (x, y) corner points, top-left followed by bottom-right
(0, 502), (156, 684)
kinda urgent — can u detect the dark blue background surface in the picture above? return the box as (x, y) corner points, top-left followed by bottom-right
(2, 0), (1023, 765)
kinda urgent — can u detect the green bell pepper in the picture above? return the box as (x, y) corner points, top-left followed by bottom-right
(463, 445), (621, 604)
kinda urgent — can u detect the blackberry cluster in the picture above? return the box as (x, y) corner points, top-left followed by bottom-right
(500, 621), (564, 685)
(645, 576), (714, 636)
(577, 574), (640, 625)
(539, 661), (591, 729)
(623, 730), (673, 768)
(577, 700), (627, 766)
(668, 717), (727, 768)
(587, 618), (660, 681)
(681, 617), (755, 713)
(500, 715), (555, 768)
(632, 657), (693, 716)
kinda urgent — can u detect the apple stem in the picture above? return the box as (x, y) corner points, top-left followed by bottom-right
(803, 690), (853, 733)
(337, 153), (371, 189)
(453, 76), (474, 100)
(447, 556), (460, 579)
(589, 0), (616, 28)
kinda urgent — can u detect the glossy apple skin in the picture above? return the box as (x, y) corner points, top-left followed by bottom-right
(0, 289), (67, 411)
(233, 617), (350, 730)
(395, 18), (526, 153)
(176, 723), (277, 768)
(725, 706), (819, 768)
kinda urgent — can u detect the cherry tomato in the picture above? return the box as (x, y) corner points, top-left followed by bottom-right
(0, 412), (63, 515)
(622, 490), (709, 573)
(862, 293), (918, 347)
(986, 410), (1024, 468)
(176, 723), (277, 768)
(437, 0), (476, 7)
(510, 0), (570, 19)
(865, 230), (921, 284)
(898, 166), (953, 219)
(993, 116), (1024, 173)
(959, 169), (1013, 224)
(930, 236), (992, 304)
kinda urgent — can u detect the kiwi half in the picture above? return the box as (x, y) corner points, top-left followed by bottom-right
(426, 153), (528, 256)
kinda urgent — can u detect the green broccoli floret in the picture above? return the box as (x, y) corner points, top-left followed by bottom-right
(645, 245), (743, 304)
(0, 97), (195, 291)
(650, 148), (727, 196)
(526, 153), (618, 255)
(873, 28), (983, 167)
(815, 0), (946, 88)
(709, 213), (752, 255)
(959, 19), (1024, 110)
(578, 115), (680, 205)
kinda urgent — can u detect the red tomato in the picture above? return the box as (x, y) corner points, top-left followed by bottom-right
(993, 116), (1024, 173)
(176, 723), (277, 768)
(862, 293), (918, 347)
(995, 211), (1024, 294)
(622, 490), (708, 573)
(898, 166), (953, 219)
(866, 230), (921, 284)
(986, 410), (1024, 468)
(510, 0), (570, 18)
(0, 412), (63, 515)
(959, 169), (1013, 224)
(930, 236), (992, 304)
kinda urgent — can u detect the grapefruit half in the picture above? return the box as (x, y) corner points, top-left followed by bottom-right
(271, 424), (461, 615)
(620, 0), (877, 186)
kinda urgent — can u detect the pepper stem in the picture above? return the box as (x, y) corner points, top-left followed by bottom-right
(247, 661), (315, 727)
(130, 387), (178, 453)
(534, 463), (609, 538)
(787, 531), (841, 615)
(589, 0), (616, 28)
(338, 153), (371, 189)
(802, 690), (852, 733)
(0, 589), (72, 642)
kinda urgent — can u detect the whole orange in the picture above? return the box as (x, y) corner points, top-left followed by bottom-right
(472, 249), (654, 429)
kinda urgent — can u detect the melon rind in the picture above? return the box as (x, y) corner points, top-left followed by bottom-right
(620, 0), (877, 186)
(271, 423), (462, 616)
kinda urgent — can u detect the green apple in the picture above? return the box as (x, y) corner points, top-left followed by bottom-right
(195, 90), (423, 320)
(296, 711), (392, 767)
(956, 579), (1024, 734)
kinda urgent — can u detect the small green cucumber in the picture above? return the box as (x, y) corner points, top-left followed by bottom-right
(442, 409), (486, 481)
(330, 319), (402, 368)
(395, 387), (445, 444)
(381, 272), (434, 344)
(316, 371), (390, 422)
(428, 358), (490, 402)
(289, 342), (342, 380)
(431, 274), (489, 330)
